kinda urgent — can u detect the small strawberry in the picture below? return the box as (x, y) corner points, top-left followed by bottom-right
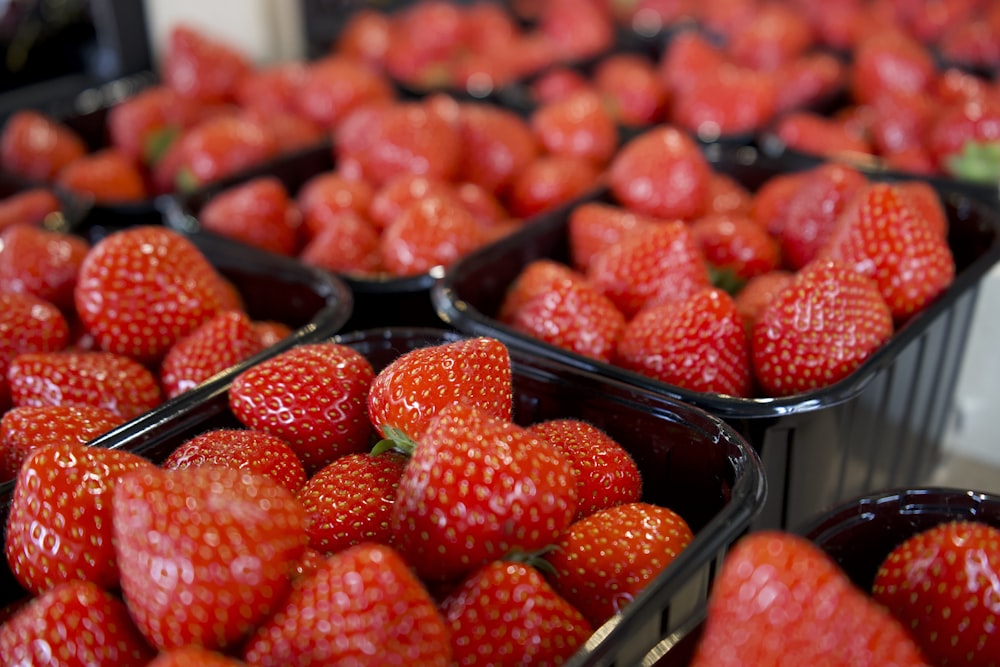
(366, 336), (512, 443)
(241, 543), (452, 667)
(530, 89), (619, 167)
(0, 187), (62, 230)
(297, 170), (375, 238)
(379, 194), (488, 277)
(544, 502), (693, 629)
(390, 401), (577, 582)
(0, 291), (70, 409)
(850, 28), (936, 105)
(566, 201), (658, 274)
(162, 427), (307, 494)
(295, 55), (395, 130)
(295, 451), (408, 554)
(106, 84), (209, 166)
(367, 173), (459, 232)
(0, 580), (156, 666)
(55, 148), (148, 203)
(113, 465), (308, 651)
(0, 109), (87, 183)
(162, 24), (251, 104)
(752, 259), (894, 397)
(690, 531), (931, 667)
(733, 269), (795, 333)
(166, 113), (280, 193)
(440, 559), (593, 665)
(770, 111), (874, 162)
(198, 177), (302, 256)
(455, 101), (540, 197)
(504, 154), (601, 219)
(690, 212), (782, 283)
(148, 645), (247, 667)
(299, 210), (384, 277)
(526, 418), (642, 520)
(229, 342), (375, 475)
(669, 64), (778, 140)
(872, 520), (1000, 667)
(5, 441), (153, 594)
(252, 320), (294, 348)
(592, 52), (668, 128)
(0, 223), (90, 312)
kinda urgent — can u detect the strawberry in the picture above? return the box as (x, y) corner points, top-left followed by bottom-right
(544, 502), (693, 628)
(0, 187), (62, 230)
(872, 520), (1000, 667)
(567, 201), (658, 273)
(234, 61), (309, 118)
(725, 3), (814, 71)
(106, 84), (210, 165)
(750, 169), (812, 235)
(451, 100), (539, 198)
(658, 29), (729, 99)
(229, 342), (375, 475)
(530, 89), (619, 167)
(669, 64), (778, 140)
(0, 223), (90, 312)
(733, 269), (795, 333)
(390, 401), (577, 582)
(530, 66), (593, 106)
(928, 97), (1000, 180)
(896, 180), (948, 239)
(607, 125), (711, 220)
(440, 560), (593, 665)
(0, 109), (87, 183)
(148, 645), (247, 667)
(705, 171), (754, 217)
(850, 28), (937, 105)
(822, 182), (956, 322)
(689, 531), (931, 667)
(112, 465), (308, 651)
(504, 154), (601, 218)
(592, 52), (668, 128)
(752, 259), (894, 397)
(300, 210), (384, 276)
(297, 170), (375, 239)
(162, 427), (307, 494)
(0, 291), (70, 409)
(5, 441), (153, 594)
(295, 55), (395, 130)
(0, 580), (156, 666)
(379, 194), (489, 277)
(771, 111), (874, 163)
(198, 177), (302, 256)
(162, 24), (251, 104)
(771, 51), (848, 115)
(332, 9), (391, 66)
(366, 336), (512, 443)
(8, 350), (163, 419)
(252, 320), (293, 348)
(167, 113), (280, 193)
(526, 418), (642, 521)
(498, 259), (626, 363)
(54, 148), (148, 204)
(74, 226), (231, 364)
(241, 543), (451, 666)
(538, 0), (614, 62)
(0, 404), (125, 482)
(367, 173), (460, 232)
(690, 212), (782, 283)
(615, 287), (753, 396)
(295, 451), (408, 554)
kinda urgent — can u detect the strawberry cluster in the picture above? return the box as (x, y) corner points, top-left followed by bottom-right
(0, 336), (693, 665)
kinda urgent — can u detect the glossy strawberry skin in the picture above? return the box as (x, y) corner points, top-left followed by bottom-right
(455, 102), (540, 197)
(567, 202), (658, 273)
(504, 154), (601, 218)
(530, 89), (619, 166)
(379, 195), (488, 277)
(0, 291), (70, 409)
(106, 84), (209, 165)
(593, 52), (668, 127)
(0, 110), (87, 183)
(0, 188), (62, 231)
(168, 114), (280, 193)
(55, 148), (148, 204)
(198, 177), (302, 256)
(299, 210), (384, 277)
(295, 55), (395, 130)
(297, 171), (375, 238)
(690, 213), (782, 282)
(162, 24), (251, 104)
(0, 224), (90, 312)
(148, 645), (247, 667)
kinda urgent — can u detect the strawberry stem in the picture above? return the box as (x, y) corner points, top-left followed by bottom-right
(371, 425), (419, 457)
(944, 139), (1000, 184)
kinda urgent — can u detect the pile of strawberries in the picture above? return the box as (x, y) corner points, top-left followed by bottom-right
(0, 336), (694, 665)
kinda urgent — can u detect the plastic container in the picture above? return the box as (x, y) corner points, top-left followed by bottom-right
(0, 327), (766, 666)
(433, 142), (1000, 530)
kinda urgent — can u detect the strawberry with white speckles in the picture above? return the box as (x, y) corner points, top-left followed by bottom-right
(0, 291), (70, 410)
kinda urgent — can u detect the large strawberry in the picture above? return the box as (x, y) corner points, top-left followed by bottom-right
(872, 520), (1000, 667)
(112, 465), (308, 651)
(299, 210), (384, 277)
(229, 342), (375, 475)
(5, 441), (153, 594)
(241, 543), (452, 667)
(690, 531), (931, 666)
(390, 401), (577, 582)
(0, 224), (90, 312)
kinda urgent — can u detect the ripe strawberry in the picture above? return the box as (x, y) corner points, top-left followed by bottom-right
(822, 182), (956, 322)
(0, 291), (70, 409)
(607, 125), (711, 220)
(229, 342), (375, 475)
(367, 173), (459, 232)
(615, 287), (753, 397)
(705, 171), (754, 217)
(0, 404), (125, 482)
(733, 269), (795, 333)
(148, 646), (247, 667)
(106, 84), (210, 165)
(928, 97), (1000, 179)
(162, 24), (251, 104)
(234, 61), (309, 118)
(498, 259), (626, 363)
(295, 55), (395, 130)
(544, 502), (693, 628)
(690, 531), (931, 667)
(55, 148), (148, 203)
(241, 543), (452, 666)
(379, 194), (488, 277)
(504, 154), (601, 218)
(296, 451), (408, 554)
(896, 180), (948, 239)
(567, 201), (658, 273)
(750, 169), (812, 235)
(752, 259), (894, 397)
(390, 401), (577, 582)
(167, 113), (280, 193)
(0, 109), (87, 183)
(658, 29), (728, 99)
(198, 177), (302, 256)
(850, 28), (937, 105)
(0, 187), (62, 230)
(162, 427), (307, 494)
(690, 212), (782, 283)
(538, 0), (614, 62)
(872, 520), (1000, 667)
(300, 210), (384, 276)
(0, 580), (156, 666)
(530, 89), (619, 166)
(530, 66), (593, 106)
(74, 226), (231, 364)
(252, 320), (293, 348)
(5, 441), (153, 594)
(297, 170), (375, 238)
(440, 560), (593, 665)
(9, 350), (162, 418)
(772, 51), (848, 115)
(867, 89), (940, 158)
(366, 336), (512, 443)
(771, 110), (874, 163)
(670, 64), (778, 140)
(0, 223), (90, 312)
(592, 52), (668, 127)
(113, 465), (308, 651)
(527, 418), (642, 520)
(726, 3), (814, 71)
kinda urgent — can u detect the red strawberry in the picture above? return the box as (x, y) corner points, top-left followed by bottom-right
(607, 125), (712, 220)
(367, 173), (459, 232)
(592, 52), (668, 128)
(896, 180), (948, 239)
(690, 212), (782, 283)
(379, 194), (489, 277)
(106, 84), (210, 165)
(544, 502), (693, 628)
(567, 201), (658, 273)
(0, 223), (90, 312)
(162, 24), (251, 104)
(771, 111), (874, 163)
(872, 520), (1000, 667)
(772, 51), (848, 115)
(366, 336), (512, 443)
(162, 427), (307, 494)
(928, 97), (1000, 179)
(9, 350), (163, 419)
(229, 342), (375, 475)
(669, 64), (778, 140)
(297, 170), (375, 238)
(526, 418), (642, 520)
(690, 531), (931, 667)
(850, 28), (937, 105)
(390, 401), (577, 582)
(112, 465), (308, 651)
(538, 0), (614, 62)
(252, 320), (293, 348)
(530, 89), (619, 167)
(726, 3), (814, 71)
(705, 171), (754, 217)
(615, 287), (753, 396)
(5, 441), (153, 594)
(0, 580), (156, 666)
(55, 148), (148, 204)
(752, 259), (894, 397)
(0, 110), (87, 183)
(234, 61), (310, 118)
(300, 210), (384, 276)
(295, 451), (408, 554)
(241, 543), (452, 666)
(295, 55), (395, 130)
(530, 66), (593, 106)
(0, 187), (62, 230)
(454, 102), (540, 197)
(733, 269), (795, 333)
(0, 404), (125, 482)
(658, 29), (728, 99)
(504, 154), (601, 218)
(440, 560), (593, 665)
(74, 226), (231, 364)
(149, 645), (247, 667)
(166, 113), (280, 193)
(750, 168), (812, 235)
(822, 182), (956, 322)
(0, 291), (70, 409)
(198, 177), (302, 256)
(498, 259), (626, 363)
